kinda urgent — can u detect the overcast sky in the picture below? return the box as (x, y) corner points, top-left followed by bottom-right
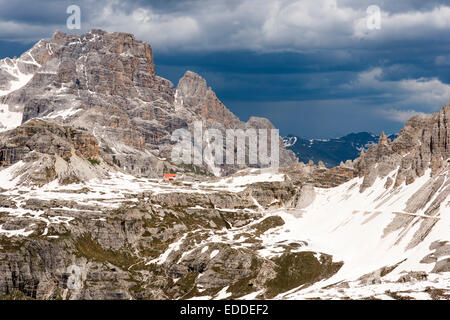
(1, 0), (450, 138)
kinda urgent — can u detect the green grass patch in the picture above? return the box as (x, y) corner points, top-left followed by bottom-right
(75, 233), (138, 270)
(88, 158), (100, 165)
(252, 216), (285, 235)
(265, 252), (342, 298)
(0, 289), (32, 300)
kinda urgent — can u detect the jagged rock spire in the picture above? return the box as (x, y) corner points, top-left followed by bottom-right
(378, 131), (389, 146)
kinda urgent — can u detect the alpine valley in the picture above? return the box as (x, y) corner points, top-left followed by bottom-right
(0, 30), (448, 300)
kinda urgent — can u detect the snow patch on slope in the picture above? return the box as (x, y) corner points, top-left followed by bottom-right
(266, 169), (450, 299)
(42, 107), (82, 119)
(0, 225), (34, 238)
(0, 104), (23, 133)
(199, 170), (285, 192)
(0, 58), (35, 96)
(0, 51), (42, 131)
(0, 161), (25, 188)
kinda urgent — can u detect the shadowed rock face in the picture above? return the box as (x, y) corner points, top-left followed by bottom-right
(0, 29), (295, 177)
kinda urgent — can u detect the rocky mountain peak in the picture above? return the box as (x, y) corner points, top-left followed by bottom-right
(176, 71), (208, 97)
(246, 116), (276, 129)
(356, 103), (450, 191)
(378, 131), (390, 146)
(0, 29), (295, 178)
(175, 71), (241, 127)
(50, 30), (68, 45)
(360, 148), (365, 157)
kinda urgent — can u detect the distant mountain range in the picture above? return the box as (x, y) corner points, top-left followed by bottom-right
(283, 132), (398, 168)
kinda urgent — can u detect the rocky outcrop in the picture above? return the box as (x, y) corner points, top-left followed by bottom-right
(0, 119), (112, 185)
(0, 162), (339, 300)
(282, 160), (357, 188)
(175, 71), (241, 127)
(355, 103), (450, 191)
(0, 119), (98, 165)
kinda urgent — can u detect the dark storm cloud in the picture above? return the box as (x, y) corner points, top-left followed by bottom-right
(0, 0), (450, 137)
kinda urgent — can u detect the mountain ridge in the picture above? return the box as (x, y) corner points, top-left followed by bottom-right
(0, 29), (295, 179)
(283, 131), (398, 168)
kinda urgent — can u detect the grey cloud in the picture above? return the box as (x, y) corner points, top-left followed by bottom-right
(1, 0), (450, 53)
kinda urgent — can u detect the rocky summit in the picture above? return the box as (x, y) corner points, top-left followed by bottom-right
(0, 30), (449, 300)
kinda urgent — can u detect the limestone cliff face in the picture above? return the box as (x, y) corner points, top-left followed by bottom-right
(355, 103), (450, 191)
(175, 71), (241, 128)
(0, 119), (105, 185)
(37, 29), (165, 101)
(174, 72), (297, 174)
(281, 103), (450, 193)
(0, 119), (98, 164)
(0, 30), (295, 177)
